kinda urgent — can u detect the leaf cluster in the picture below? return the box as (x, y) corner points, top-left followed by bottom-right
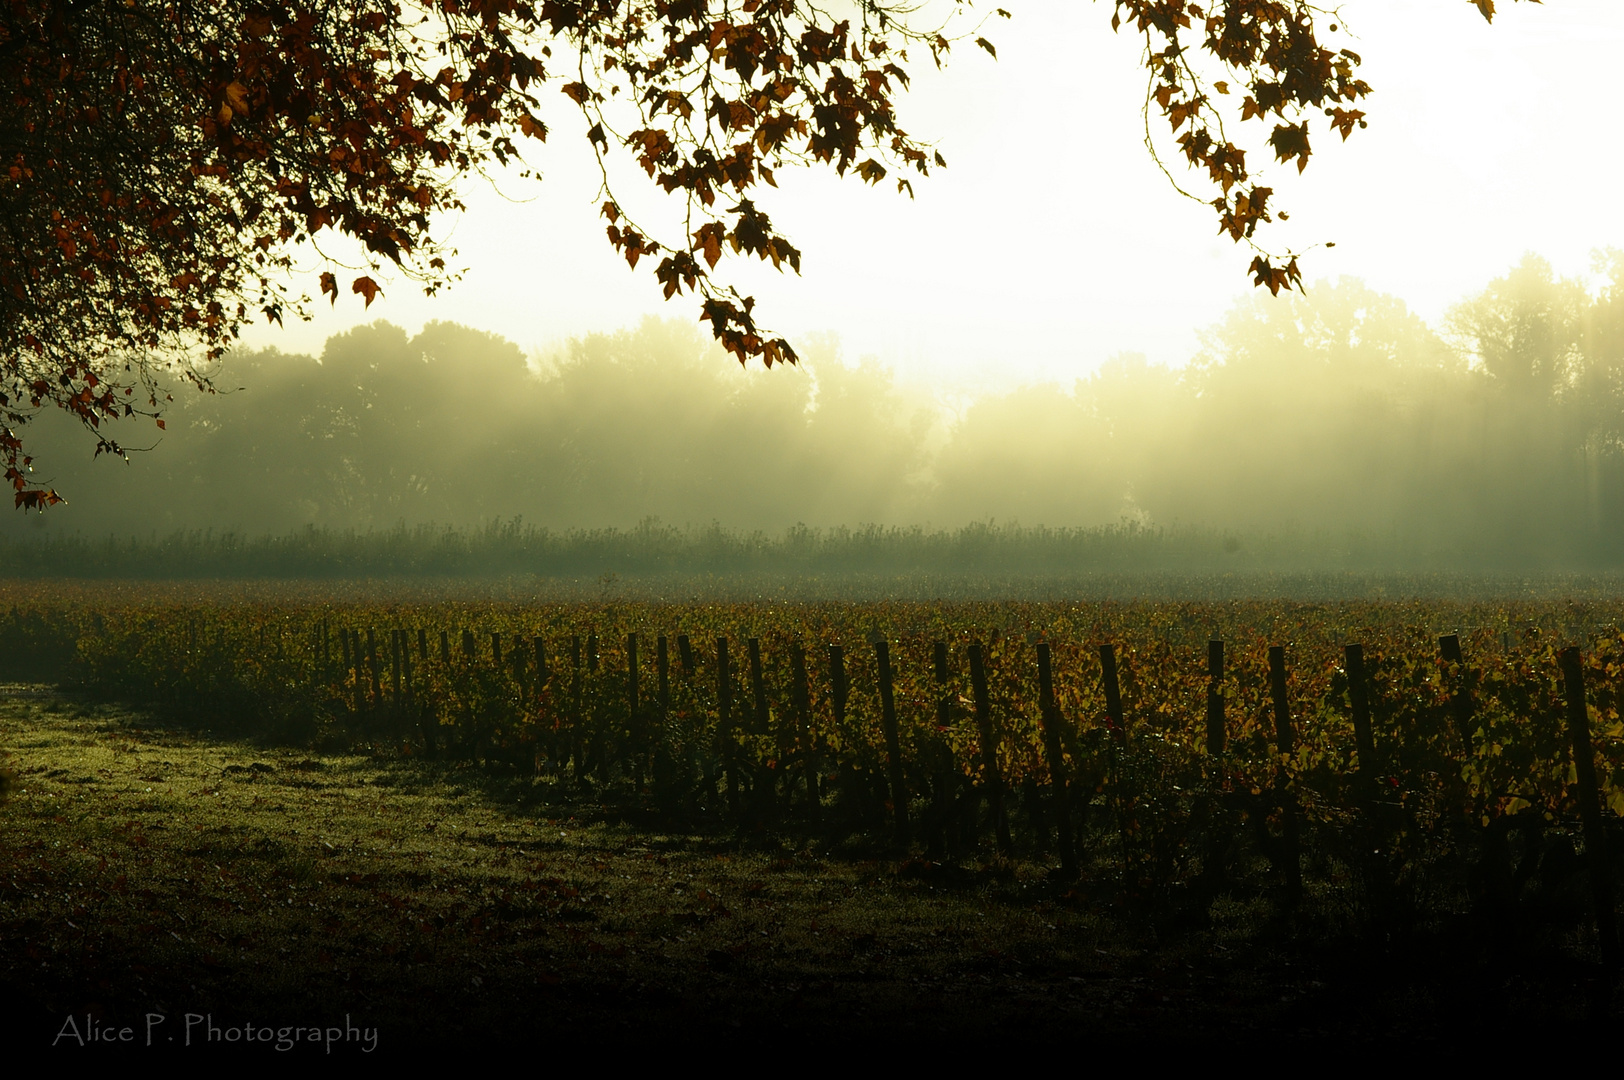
(1, 0), (990, 507)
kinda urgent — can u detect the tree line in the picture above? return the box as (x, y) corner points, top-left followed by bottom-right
(7, 253), (1624, 570)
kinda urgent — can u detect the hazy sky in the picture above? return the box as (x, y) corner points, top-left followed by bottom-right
(238, 0), (1624, 395)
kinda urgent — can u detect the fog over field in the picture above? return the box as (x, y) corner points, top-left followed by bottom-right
(8, 253), (1624, 571)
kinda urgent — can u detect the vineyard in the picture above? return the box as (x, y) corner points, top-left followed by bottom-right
(6, 586), (1624, 962)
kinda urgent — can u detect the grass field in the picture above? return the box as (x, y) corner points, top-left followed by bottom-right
(2, 683), (1618, 1054)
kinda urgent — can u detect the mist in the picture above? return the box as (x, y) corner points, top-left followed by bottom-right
(7, 252), (1624, 572)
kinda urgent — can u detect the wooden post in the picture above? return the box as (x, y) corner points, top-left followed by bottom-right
(1100, 641), (1132, 877)
(542, 633), (555, 776)
(491, 631), (502, 668)
(514, 631), (529, 702)
(1559, 646), (1619, 968)
(790, 642), (819, 822)
(461, 629), (475, 658)
(412, 628), (434, 760)
(748, 638), (769, 734)
(439, 629), (450, 664)
(828, 644), (849, 828)
(1099, 643), (1125, 739)
(875, 639), (910, 845)
(1345, 643), (1379, 789)
(570, 635), (584, 781)
(827, 644), (848, 729)
(656, 635), (670, 712)
(1439, 633), (1475, 758)
(402, 631), (414, 707)
(366, 629), (380, 711)
(925, 639), (954, 861)
(627, 633), (639, 716)
(717, 636), (738, 815)
(351, 631), (364, 714)
(1268, 645), (1303, 906)
(626, 632), (641, 784)
(1268, 647), (1294, 755)
(587, 633), (606, 778)
(1036, 642), (1076, 877)
(678, 633), (695, 676)
(1206, 639), (1226, 756)
(968, 643), (1012, 855)
(390, 629), (402, 713)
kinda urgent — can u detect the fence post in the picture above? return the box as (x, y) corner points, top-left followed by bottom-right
(390, 629), (402, 716)
(412, 630), (435, 760)
(570, 635), (584, 783)
(402, 630), (414, 708)
(367, 629), (380, 712)
(790, 642), (819, 823)
(462, 629), (475, 658)
(439, 630), (450, 664)
(491, 631), (502, 668)
(585, 633), (604, 779)
(1206, 639), (1226, 756)
(747, 638), (769, 735)
(875, 639), (909, 846)
(627, 633), (641, 784)
(349, 626), (362, 711)
(968, 643), (1012, 855)
(827, 644), (848, 727)
(1268, 645), (1303, 908)
(351, 631), (365, 714)
(1099, 643), (1125, 740)
(1036, 642), (1076, 878)
(514, 631), (529, 702)
(542, 636), (555, 763)
(717, 637), (738, 816)
(1439, 634), (1475, 758)
(927, 640), (956, 860)
(678, 634), (695, 676)
(1099, 642), (1134, 880)
(656, 635), (670, 712)
(1559, 646), (1619, 969)
(747, 636), (777, 826)
(1345, 643), (1379, 795)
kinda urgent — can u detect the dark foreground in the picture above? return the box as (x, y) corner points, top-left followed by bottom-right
(0, 688), (1615, 1056)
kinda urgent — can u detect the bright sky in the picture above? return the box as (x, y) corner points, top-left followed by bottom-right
(238, 0), (1624, 396)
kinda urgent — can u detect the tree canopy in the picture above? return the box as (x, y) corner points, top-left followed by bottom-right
(2, 0), (1526, 507)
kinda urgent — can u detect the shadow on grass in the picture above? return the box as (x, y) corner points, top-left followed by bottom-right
(1, 685), (1618, 1053)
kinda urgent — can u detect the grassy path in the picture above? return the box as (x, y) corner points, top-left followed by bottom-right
(0, 686), (1603, 1053)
